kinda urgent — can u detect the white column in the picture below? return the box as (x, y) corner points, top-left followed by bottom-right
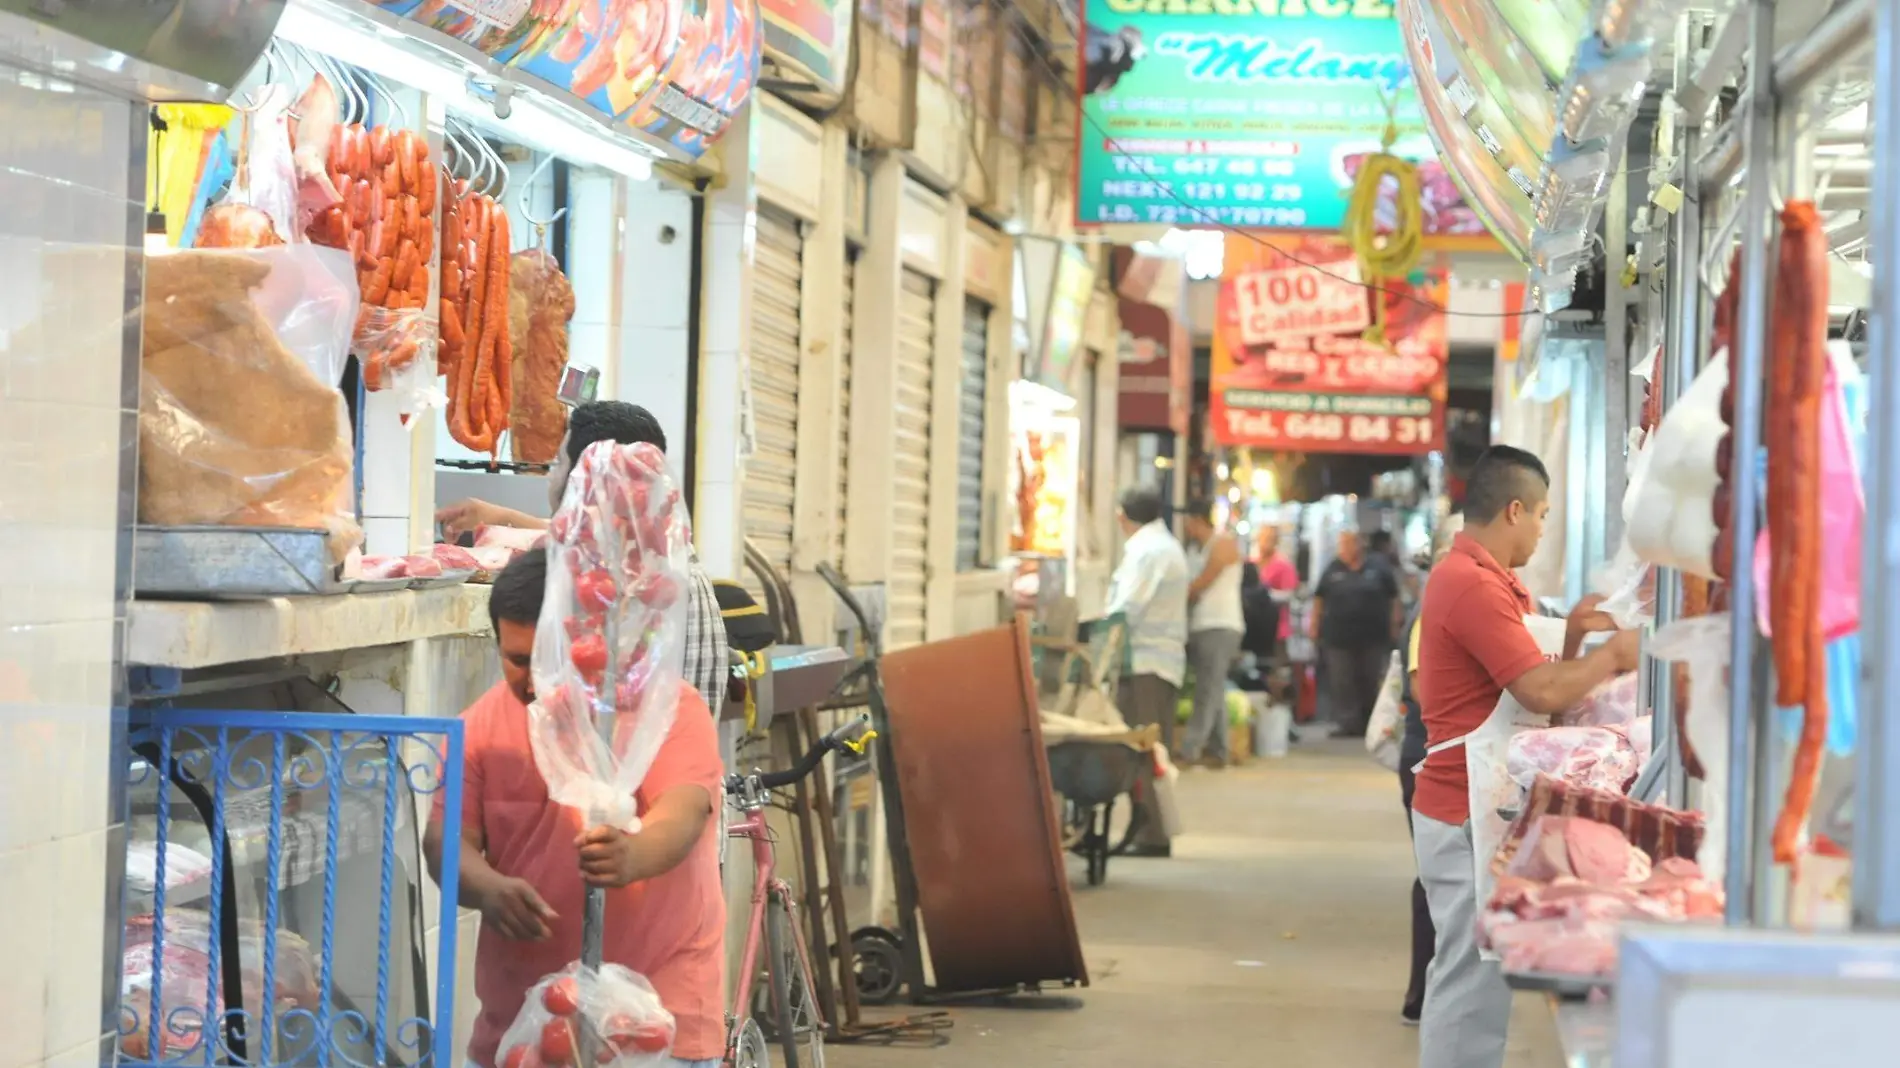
(694, 109), (759, 580)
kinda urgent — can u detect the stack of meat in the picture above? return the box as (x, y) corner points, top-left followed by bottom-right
(442, 182), (514, 455)
(1484, 814), (1722, 977)
(307, 120), (439, 390)
(1482, 777), (1719, 979)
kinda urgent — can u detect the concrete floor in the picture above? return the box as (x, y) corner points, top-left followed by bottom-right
(828, 741), (1565, 1068)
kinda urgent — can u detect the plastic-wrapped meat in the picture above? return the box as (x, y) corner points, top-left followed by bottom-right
(508, 249), (576, 464)
(195, 203), (285, 249)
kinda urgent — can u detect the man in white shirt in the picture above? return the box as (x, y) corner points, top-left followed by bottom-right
(1105, 485), (1190, 857)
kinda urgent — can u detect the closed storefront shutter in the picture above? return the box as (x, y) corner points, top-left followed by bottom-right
(746, 206), (803, 599)
(834, 248), (857, 569)
(890, 269), (936, 648)
(955, 298), (989, 571)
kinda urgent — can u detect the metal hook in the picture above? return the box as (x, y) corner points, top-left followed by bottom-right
(518, 152), (569, 231)
(472, 127), (507, 198)
(364, 72), (410, 128)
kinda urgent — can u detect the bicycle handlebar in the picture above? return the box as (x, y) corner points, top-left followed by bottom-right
(730, 714), (876, 792)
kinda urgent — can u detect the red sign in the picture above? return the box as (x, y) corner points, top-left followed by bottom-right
(1232, 259), (1371, 346)
(1210, 237), (1448, 455)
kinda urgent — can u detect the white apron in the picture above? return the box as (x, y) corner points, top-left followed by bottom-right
(1414, 614), (1568, 959)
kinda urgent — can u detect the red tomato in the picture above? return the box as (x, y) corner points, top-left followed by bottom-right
(539, 1019), (577, 1066)
(574, 570), (616, 612)
(502, 1045), (541, 1068)
(542, 976), (582, 1016)
(629, 1021), (672, 1054)
(598, 1013), (639, 1043)
(570, 633), (609, 676)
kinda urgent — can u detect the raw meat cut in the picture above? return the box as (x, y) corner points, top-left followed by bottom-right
(358, 554), (443, 580)
(475, 524), (548, 552)
(1507, 726), (1637, 793)
(196, 203), (285, 249)
(508, 248), (575, 464)
(467, 544), (521, 573)
(430, 543), (481, 570)
(1565, 818), (1636, 886)
(1510, 816), (1576, 883)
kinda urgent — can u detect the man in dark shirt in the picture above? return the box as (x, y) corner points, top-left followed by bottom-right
(1310, 529), (1400, 736)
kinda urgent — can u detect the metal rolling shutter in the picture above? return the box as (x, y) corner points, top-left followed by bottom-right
(955, 299), (989, 571)
(834, 249), (857, 569)
(890, 269), (936, 648)
(746, 206), (803, 598)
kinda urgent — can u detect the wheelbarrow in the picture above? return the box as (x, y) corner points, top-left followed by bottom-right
(1045, 739), (1147, 886)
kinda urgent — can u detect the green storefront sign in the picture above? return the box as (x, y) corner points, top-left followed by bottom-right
(1076, 0), (1430, 231)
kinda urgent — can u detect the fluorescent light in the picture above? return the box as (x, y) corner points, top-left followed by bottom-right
(1536, 143), (1612, 232)
(278, 0), (661, 181)
(1559, 44), (1650, 147)
(1596, 0), (1688, 50)
(1531, 230), (1592, 276)
(502, 90), (657, 181)
(275, 0), (476, 104)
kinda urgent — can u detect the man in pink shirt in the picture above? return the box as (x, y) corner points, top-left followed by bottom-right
(426, 549), (726, 1068)
(1255, 526), (1299, 641)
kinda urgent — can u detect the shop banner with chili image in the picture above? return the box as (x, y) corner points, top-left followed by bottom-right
(1210, 236), (1447, 455)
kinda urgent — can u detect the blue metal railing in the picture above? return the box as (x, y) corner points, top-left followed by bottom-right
(121, 710), (463, 1068)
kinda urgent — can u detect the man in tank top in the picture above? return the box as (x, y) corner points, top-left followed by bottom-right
(1180, 499), (1246, 769)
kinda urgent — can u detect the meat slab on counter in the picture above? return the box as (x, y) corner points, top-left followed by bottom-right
(1483, 814), (1724, 978)
(358, 554), (444, 580)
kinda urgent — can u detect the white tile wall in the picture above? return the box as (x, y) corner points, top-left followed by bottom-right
(0, 56), (137, 1068)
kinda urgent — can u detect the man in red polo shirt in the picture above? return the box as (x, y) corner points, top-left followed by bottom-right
(1412, 446), (1639, 1068)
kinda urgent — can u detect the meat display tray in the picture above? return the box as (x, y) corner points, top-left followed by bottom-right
(1505, 969), (1608, 1000)
(135, 525), (345, 599)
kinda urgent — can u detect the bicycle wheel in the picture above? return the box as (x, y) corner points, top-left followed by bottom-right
(730, 1016), (770, 1068)
(763, 895), (826, 1068)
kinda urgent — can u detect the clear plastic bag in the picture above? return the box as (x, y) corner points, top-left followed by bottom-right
(529, 441), (693, 831)
(1650, 615), (1732, 877)
(357, 305), (444, 416)
(137, 245), (362, 563)
(496, 963), (677, 1068)
(197, 84), (300, 248)
(121, 934), (218, 1059)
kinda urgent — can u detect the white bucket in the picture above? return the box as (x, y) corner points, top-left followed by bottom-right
(1254, 696), (1292, 758)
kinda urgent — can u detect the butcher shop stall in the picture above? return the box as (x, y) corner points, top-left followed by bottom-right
(108, 0), (757, 1064)
(1395, 0), (1900, 1061)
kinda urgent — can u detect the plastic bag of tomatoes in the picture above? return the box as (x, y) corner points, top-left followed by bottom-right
(497, 963), (677, 1068)
(526, 440), (694, 832)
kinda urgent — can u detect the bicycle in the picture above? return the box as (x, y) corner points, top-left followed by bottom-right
(723, 715), (876, 1068)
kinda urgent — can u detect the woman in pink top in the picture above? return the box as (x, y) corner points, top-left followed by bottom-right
(426, 549), (726, 1068)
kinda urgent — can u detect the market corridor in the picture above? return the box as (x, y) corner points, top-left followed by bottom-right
(833, 742), (1564, 1068)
